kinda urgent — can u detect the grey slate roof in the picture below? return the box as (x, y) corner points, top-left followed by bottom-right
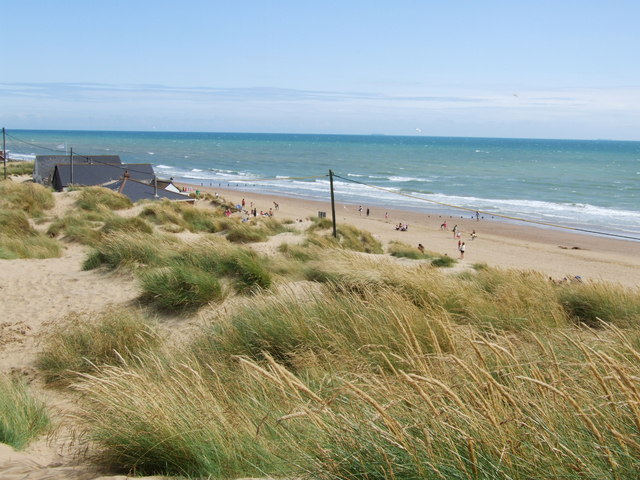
(34, 155), (121, 185)
(51, 163), (155, 191)
(103, 178), (193, 203)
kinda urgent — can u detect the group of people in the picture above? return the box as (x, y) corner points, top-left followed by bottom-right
(395, 223), (409, 231)
(239, 198), (277, 219)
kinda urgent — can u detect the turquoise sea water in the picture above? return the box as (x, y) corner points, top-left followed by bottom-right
(6, 130), (640, 239)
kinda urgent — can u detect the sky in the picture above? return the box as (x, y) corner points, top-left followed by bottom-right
(2, 0), (640, 140)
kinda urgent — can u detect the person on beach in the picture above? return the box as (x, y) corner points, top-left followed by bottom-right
(459, 242), (466, 259)
(366, 207), (370, 217)
(242, 198), (245, 208)
(452, 225), (458, 238)
(476, 211), (480, 221)
(273, 201), (279, 210)
(385, 212), (388, 221)
(358, 205), (363, 215)
(440, 221), (447, 230)
(418, 243), (425, 254)
(471, 230), (477, 240)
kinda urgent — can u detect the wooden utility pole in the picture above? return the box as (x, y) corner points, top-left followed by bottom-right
(2, 128), (6, 180)
(329, 169), (337, 238)
(69, 147), (73, 186)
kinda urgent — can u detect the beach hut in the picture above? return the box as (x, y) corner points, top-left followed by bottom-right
(51, 163), (155, 191)
(103, 176), (194, 203)
(34, 155), (121, 186)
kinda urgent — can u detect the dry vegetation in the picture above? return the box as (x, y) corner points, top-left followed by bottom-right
(2, 179), (640, 479)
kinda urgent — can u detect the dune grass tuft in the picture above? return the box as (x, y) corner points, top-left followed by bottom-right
(36, 309), (162, 386)
(0, 180), (54, 216)
(139, 265), (224, 311)
(388, 240), (455, 267)
(76, 186), (132, 211)
(5, 161), (34, 176)
(138, 241), (272, 311)
(558, 281), (640, 327)
(82, 231), (175, 270)
(193, 286), (453, 372)
(140, 200), (239, 233)
(0, 209), (61, 259)
(0, 374), (50, 449)
(306, 223), (383, 254)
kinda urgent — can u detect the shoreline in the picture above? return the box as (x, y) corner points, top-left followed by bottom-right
(176, 177), (640, 242)
(178, 181), (640, 289)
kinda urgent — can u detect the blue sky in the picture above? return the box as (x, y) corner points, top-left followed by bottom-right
(2, 1), (640, 139)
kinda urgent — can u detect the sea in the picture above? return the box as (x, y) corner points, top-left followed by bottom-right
(5, 130), (640, 240)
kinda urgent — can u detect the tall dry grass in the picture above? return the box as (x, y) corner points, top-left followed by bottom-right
(74, 281), (640, 478)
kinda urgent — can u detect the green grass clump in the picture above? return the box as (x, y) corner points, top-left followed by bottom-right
(0, 374), (50, 449)
(0, 180), (54, 216)
(76, 186), (132, 211)
(306, 224), (383, 254)
(0, 209), (61, 259)
(388, 240), (430, 259)
(139, 242), (271, 311)
(36, 309), (162, 386)
(139, 201), (188, 232)
(82, 232), (174, 270)
(193, 287), (452, 371)
(47, 211), (104, 244)
(6, 161), (34, 176)
(140, 200), (235, 233)
(226, 223), (268, 243)
(140, 265), (224, 311)
(430, 254), (456, 267)
(558, 282), (640, 327)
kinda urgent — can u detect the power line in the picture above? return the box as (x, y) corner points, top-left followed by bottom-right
(333, 174), (640, 242)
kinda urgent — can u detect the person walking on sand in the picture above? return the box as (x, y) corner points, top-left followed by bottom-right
(452, 225), (458, 238)
(358, 205), (363, 215)
(385, 212), (388, 221)
(459, 242), (466, 259)
(418, 243), (425, 254)
(366, 207), (370, 217)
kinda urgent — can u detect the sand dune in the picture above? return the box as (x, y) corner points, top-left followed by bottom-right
(1, 184), (638, 479)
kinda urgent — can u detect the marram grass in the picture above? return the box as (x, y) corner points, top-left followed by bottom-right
(36, 308), (162, 386)
(0, 374), (50, 449)
(76, 186), (132, 211)
(0, 180), (54, 216)
(75, 283), (640, 479)
(0, 209), (61, 259)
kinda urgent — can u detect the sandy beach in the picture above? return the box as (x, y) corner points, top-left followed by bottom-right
(181, 182), (640, 289)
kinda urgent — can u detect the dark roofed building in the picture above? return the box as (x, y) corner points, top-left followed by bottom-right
(103, 177), (193, 203)
(34, 155), (121, 186)
(51, 163), (155, 191)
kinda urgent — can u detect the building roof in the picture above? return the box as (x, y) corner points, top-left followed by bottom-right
(103, 177), (193, 203)
(51, 163), (155, 191)
(34, 155), (121, 185)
